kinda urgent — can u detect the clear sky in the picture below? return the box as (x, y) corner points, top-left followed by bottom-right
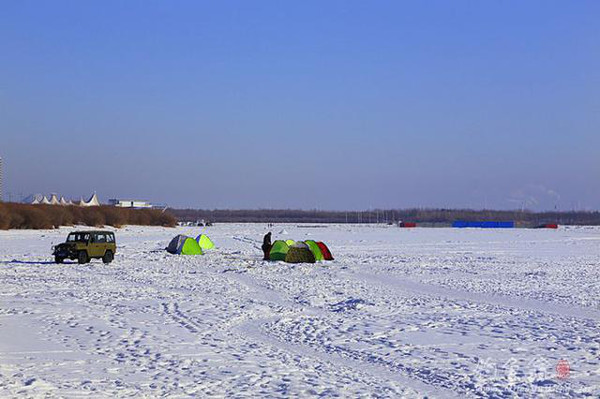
(1, 1), (598, 210)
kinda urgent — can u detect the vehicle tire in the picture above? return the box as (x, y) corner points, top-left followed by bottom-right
(78, 251), (89, 264)
(54, 255), (64, 264)
(102, 250), (114, 264)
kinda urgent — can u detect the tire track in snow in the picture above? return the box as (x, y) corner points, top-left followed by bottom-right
(161, 302), (203, 334)
(232, 235), (261, 250)
(352, 271), (600, 321)
(227, 272), (461, 398)
(235, 317), (460, 399)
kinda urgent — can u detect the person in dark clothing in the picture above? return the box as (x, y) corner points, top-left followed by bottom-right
(262, 232), (272, 260)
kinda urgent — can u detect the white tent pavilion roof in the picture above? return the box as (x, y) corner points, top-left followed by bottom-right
(79, 193), (100, 207)
(29, 193), (99, 206)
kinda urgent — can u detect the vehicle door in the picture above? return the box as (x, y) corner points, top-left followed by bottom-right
(97, 233), (108, 256)
(106, 233), (116, 253)
(88, 233), (102, 257)
(77, 233), (92, 255)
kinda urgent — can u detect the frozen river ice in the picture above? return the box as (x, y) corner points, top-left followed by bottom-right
(1, 224), (599, 397)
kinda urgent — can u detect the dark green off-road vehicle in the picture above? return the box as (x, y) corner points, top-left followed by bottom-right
(52, 231), (116, 264)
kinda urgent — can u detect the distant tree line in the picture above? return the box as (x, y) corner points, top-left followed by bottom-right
(0, 203), (176, 229)
(171, 208), (600, 226)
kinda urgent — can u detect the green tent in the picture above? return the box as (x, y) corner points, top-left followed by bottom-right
(269, 240), (289, 261)
(167, 235), (203, 255)
(285, 239), (295, 246)
(304, 240), (324, 261)
(196, 234), (215, 250)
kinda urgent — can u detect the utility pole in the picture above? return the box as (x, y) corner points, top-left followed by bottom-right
(0, 157), (3, 202)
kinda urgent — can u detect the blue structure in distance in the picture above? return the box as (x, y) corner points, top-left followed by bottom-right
(452, 221), (515, 228)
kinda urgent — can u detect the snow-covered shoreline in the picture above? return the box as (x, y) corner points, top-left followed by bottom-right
(1, 224), (599, 397)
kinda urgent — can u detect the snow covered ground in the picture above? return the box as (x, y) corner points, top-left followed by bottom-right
(1, 224), (599, 397)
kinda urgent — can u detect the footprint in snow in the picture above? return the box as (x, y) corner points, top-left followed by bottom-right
(330, 298), (373, 313)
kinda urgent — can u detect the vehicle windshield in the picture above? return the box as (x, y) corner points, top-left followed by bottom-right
(67, 233), (90, 243)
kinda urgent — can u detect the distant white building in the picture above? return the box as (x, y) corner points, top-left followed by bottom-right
(108, 199), (152, 209)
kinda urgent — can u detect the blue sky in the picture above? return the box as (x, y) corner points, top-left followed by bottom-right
(1, 1), (598, 210)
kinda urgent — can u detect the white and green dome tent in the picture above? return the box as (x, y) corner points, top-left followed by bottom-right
(196, 234), (215, 250)
(167, 234), (203, 255)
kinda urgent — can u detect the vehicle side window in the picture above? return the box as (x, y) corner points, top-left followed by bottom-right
(97, 234), (107, 243)
(107, 234), (114, 243)
(83, 234), (90, 242)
